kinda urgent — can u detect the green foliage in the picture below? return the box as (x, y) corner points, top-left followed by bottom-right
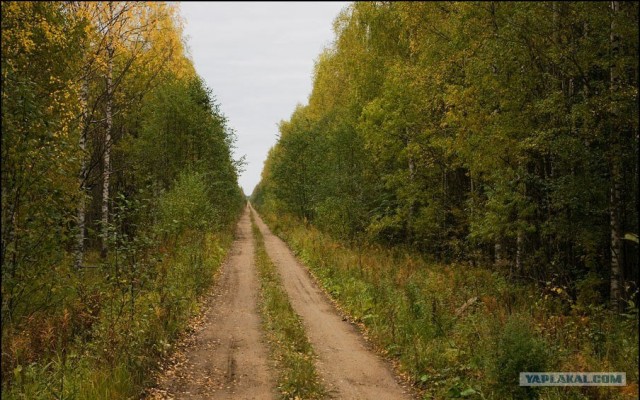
(1, 0), (85, 328)
(490, 316), (547, 399)
(1, 2), (244, 398)
(253, 1), (639, 296)
(2, 231), (232, 400)
(259, 212), (639, 399)
(130, 74), (244, 227)
(157, 172), (216, 235)
(575, 273), (607, 311)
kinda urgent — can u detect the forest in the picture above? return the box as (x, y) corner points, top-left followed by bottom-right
(252, 1), (638, 398)
(2, 2), (244, 397)
(253, 1), (639, 310)
(2, 1), (639, 399)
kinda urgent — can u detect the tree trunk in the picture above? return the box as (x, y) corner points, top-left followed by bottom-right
(407, 129), (416, 244)
(101, 43), (113, 258)
(610, 162), (623, 309)
(494, 241), (502, 267)
(74, 74), (89, 269)
(516, 229), (523, 274)
(609, 0), (624, 310)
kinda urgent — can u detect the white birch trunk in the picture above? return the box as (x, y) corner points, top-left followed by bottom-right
(101, 43), (113, 258)
(74, 74), (89, 269)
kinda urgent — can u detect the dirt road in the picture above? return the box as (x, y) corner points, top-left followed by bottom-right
(251, 207), (411, 400)
(149, 206), (274, 399)
(149, 205), (411, 399)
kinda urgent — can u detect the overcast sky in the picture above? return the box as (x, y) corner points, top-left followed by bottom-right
(179, 2), (350, 196)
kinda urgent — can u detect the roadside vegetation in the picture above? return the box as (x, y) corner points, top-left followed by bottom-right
(260, 211), (638, 399)
(250, 211), (325, 399)
(2, 3), (244, 398)
(252, 2), (638, 398)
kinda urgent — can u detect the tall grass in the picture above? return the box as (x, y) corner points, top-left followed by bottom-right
(1, 230), (233, 399)
(250, 212), (325, 399)
(260, 211), (639, 400)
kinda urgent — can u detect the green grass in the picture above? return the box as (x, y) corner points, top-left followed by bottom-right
(1, 229), (234, 400)
(250, 211), (325, 400)
(259, 211), (639, 400)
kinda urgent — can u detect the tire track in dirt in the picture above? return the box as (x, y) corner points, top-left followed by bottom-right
(251, 206), (412, 400)
(148, 206), (274, 399)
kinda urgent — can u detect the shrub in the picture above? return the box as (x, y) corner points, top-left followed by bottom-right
(157, 172), (217, 236)
(490, 315), (548, 399)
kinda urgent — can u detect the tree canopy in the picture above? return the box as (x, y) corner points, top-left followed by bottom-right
(2, 2), (244, 396)
(253, 1), (639, 307)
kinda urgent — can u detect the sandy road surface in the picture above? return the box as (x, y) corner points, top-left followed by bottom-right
(149, 206), (274, 399)
(251, 207), (411, 400)
(148, 205), (412, 399)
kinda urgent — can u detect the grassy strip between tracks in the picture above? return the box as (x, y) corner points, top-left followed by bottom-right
(250, 211), (325, 399)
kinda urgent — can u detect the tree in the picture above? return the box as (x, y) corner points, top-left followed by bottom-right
(2, 0), (85, 323)
(254, 1), (638, 306)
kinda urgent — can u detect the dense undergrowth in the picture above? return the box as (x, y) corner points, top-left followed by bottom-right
(259, 211), (639, 400)
(2, 228), (234, 399)
(2, 3), (245, 398)
(250, 211), (325, 399)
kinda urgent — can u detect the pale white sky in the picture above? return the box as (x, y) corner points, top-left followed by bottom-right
(179, 2), (350, 196)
